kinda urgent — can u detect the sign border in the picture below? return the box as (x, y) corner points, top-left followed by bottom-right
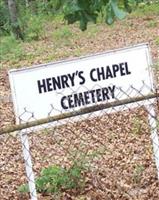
(9, 43), (155, 125)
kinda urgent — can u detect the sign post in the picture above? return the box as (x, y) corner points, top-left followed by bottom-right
(8, 43), (159, 199)
(20, 130), (37, 200)
(146, 103), (159, 179)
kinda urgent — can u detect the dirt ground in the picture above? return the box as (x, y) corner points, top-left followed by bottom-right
(0, 12), (159, 200)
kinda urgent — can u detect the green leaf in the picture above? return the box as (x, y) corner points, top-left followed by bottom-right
(65, 14), (79, 24)
(80, 20), (87, 31)
(63, 1), (81, 15)
(106, 4), (114, 25)
(80, 15), (87, 31)
(36, 177), (47, 192)
(110, 0), (127, 20)
(124, 0), (132, 13)
(83, 12), (98, 23)
(78, 0), (90, 10)
(54, 0), (63, 10)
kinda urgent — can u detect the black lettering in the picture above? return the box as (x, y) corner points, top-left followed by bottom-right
(125, 62), (131, 75)
(68, 95), (74, 108)
(89, 90), (96, 103)
(106, 66), (113, 79)
(90, 68), (97, 81)
(112, 64), (119, 77)
(102, 87), (109, 100)
(119, 63), (126, 76)
(52, 76), (61, 90)
(108, 85), (115, 98)
(74, 93), (85, 107)
(37, 79), (47, 94)
(68, 73), (75, 87)
(97, 67), (105, 81)
(61, 75), (69, 88)
(84, 91), (90, 104)
(79, 71), (85, 85)
(61, 96), (68, 109)
(46, 78), (53, 92)
(96, 89), (102, 102)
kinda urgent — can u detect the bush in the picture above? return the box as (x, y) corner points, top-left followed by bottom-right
(35, 0), (62, 15)
(24, 14), (44, 41)
(18, 150), (101, 196)
(0, 1), (10, 36)
(19, 163), (86, 195)
(0, 35), (23, 61)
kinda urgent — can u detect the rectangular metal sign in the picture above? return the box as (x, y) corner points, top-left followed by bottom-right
(9, 43), (154, 124)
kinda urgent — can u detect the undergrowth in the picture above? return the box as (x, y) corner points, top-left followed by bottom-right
(0, 35), (24, 61)
(130, 2), (159, 17)
(18, 150), (100, 197)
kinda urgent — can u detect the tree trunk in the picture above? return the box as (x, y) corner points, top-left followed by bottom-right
(7, 0), (24, 40)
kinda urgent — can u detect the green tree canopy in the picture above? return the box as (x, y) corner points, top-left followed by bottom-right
(0, 0), (149, 39)
(60, 0), (140, 30)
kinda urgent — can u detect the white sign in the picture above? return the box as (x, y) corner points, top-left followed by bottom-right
(9, 43), (154, 124)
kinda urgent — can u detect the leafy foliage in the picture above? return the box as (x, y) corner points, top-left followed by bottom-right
(23, 14), (44, 41)
(18, 165), (80, 194)
(18, 152), (90, 195)
(0, 0), (142, 38)
(61, 0), (159, 30)
(0, 0), (10, 36)
(35, 162), (85, 194)
(60, 0), (146, 30)
(0, 35), (23, 61)
(18, 149), (104, 195)
(0, 0), (157, 39)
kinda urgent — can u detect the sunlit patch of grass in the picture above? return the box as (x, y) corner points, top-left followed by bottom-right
(52, 25), (74, 41)
(131, 117), (142, 136)
(0, 35), (24, 62)
(74, 48), (83, 57)
(146, 19), (158, 28)
(85, 23), (100, 37)
(130, 2), (159, 17)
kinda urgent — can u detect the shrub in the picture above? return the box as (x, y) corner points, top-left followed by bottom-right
(21, 13), (44, 41)
(0, 35), (23, 61)
(18, 152), (89, 195)
(0, 0), (10, 36)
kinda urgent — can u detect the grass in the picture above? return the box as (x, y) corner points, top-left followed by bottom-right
(52, 25), (73, 41)
(133, 164), (145, 184)
(0, 35), (24, 62)
(130, 2), (159, 17)
(24, 15), (45, 41)
(131, 117), (142, 136)
(147, 19), (158, 28)
(84, 23), (100, 37)
(0, 2), (158, 68)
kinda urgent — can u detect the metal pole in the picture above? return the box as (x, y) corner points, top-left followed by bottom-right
(146, 104), (159, 179)
(20, 131), (38, 200)
(0, 93), (157, 136)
